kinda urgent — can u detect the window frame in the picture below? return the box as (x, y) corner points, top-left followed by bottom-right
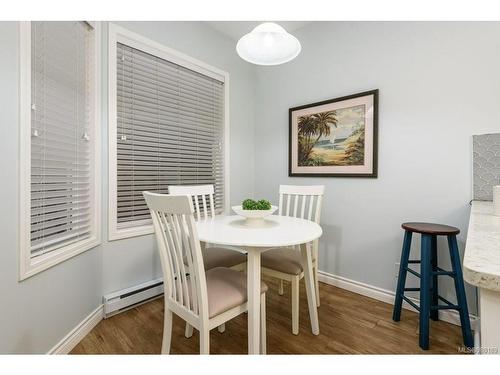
(107, 24), (230, 241)
(19, 21), (102, 280)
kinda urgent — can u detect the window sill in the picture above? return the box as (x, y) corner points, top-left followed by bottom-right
(19, 235), (101, 281)
(108, 224), (154, 241)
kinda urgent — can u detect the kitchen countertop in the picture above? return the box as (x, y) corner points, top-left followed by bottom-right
(463, 201), (500, 291)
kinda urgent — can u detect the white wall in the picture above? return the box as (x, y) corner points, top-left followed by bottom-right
(0, 21), (255, 353)
(254, 22), (500, 312)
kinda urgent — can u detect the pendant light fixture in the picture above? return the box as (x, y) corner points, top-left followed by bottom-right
(236, 22), (301, 66)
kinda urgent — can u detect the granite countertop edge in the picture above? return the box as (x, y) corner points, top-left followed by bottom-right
(463, 201), (500, 292)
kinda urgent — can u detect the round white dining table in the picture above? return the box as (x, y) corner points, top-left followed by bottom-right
(196, 214), (323, 354)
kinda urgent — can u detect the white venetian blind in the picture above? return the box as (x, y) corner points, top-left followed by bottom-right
(116, 42), (225, 227)
(30, 21), (94, 257)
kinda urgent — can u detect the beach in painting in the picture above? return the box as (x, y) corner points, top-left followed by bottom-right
(297, 104), (366, 166)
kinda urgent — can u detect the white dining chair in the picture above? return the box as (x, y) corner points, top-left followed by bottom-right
(168, 184), (248, 337)
(143, 192), (268, 355)
(168, 185), (247, 271)
(260, 185), (324, 335)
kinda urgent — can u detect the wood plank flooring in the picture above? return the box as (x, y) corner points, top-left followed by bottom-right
(71, 278), (466, 354)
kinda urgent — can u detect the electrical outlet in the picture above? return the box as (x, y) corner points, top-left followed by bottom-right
(395, 262), (400, 278)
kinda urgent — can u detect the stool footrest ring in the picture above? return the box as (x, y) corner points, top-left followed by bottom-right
(430, 305), (460, 310)
(437, 294), (457, 307)
(400, 294), (460, 312)
(404, 287), (420, 292)
(432, 266), (455, 277)
(405, 267), (421, 278)
(401, 295), (420, 312)
(404, 287), (433, 292)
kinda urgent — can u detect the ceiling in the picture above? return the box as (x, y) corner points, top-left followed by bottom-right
(205, 21), (311, 41)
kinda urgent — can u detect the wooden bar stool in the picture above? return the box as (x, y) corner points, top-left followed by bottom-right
(392, 222), (473, 350)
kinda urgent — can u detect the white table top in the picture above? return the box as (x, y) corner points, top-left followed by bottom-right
(463, 201), (500, 291)
(196, 215), (323, 248)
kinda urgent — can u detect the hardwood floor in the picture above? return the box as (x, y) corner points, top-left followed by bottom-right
(71, 278), (466, 354)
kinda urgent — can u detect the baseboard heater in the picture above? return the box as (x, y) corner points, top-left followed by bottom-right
(103, 278), (164, 318)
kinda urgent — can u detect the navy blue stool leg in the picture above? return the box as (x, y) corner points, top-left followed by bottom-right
(393, 230), (412, 321)
(447, 235), (474, 348)
(430, 235), (439, 321)
(419, 234), (432, 350)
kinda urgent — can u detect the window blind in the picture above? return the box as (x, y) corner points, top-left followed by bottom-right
(116, 42), (225, 228)
(30, 21), (94, 257)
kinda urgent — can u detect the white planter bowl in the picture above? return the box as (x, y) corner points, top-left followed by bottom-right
(232, 205), (278, 225)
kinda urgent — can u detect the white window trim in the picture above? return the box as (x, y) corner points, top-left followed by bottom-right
(108, 23), (230, 241)
(19, 21), (102, 280)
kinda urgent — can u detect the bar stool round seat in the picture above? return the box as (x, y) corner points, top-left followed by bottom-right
(401, 222), (460, 235)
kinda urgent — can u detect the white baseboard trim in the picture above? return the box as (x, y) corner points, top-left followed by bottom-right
(48, 305), (104, 354)
(318, 270), (479, 330)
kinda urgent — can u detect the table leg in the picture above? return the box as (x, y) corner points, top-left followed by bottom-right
(300, 243), (319, 335)
(246, 248), (261, 354)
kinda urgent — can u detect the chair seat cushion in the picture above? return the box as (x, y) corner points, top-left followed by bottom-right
(206, 267), (268, 318)
(261, 248), (303, 275)
(203, 247), (247, 270)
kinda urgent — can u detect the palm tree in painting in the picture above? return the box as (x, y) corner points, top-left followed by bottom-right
(298, 110), (338, 164)
(343, 126), (365, 165)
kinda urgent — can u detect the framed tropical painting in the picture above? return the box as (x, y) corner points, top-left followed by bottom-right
(289, 89), (378, 177)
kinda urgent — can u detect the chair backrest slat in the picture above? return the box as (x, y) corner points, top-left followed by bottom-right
(285, 194), (291, 216)
(144, 191), (209, 321)
(300, 195), (306, 219)
(278, 193), (284, 216)
(201, 195), (208, 219)
(314, 195), (323, 224)
(177, 214), (195, 311)
(160, 212), (182, 305)
(208, 193), (216, 218)
(178, 213), (198, 313)
(164, 212), (183, 305)
(307, 195), (315, 221)
(169, 185), (216, 221)
(195, 199), (201, 221)
(293, 195), (299, 217)
(172, 213), (192, 308)
(156, 211), (176, 299)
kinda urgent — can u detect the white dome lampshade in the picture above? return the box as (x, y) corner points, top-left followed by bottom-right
(236, 22), (301, 66)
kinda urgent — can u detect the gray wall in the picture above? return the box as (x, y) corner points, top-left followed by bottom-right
(0, 21), (256, 353)
(101, 22), (257, 295)
(253, 22), (500, 311)
(0, 22), (103, 354)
